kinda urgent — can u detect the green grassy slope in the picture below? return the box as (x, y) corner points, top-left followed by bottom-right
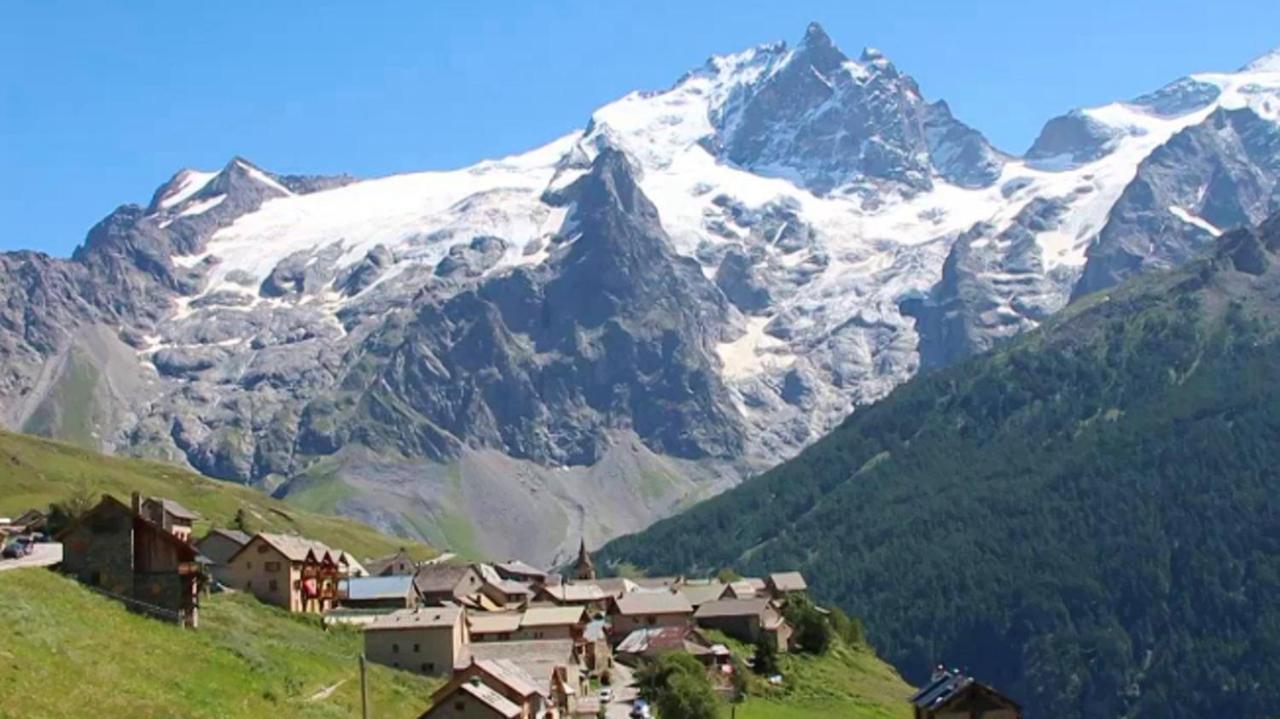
(0, 429), (435, 561)
(710, 631), (913, 719)
(602, 221), (1280, 718)
(0, 569), (438, 718)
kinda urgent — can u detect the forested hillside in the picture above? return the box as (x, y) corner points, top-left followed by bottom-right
(601, 216), (1280, 719)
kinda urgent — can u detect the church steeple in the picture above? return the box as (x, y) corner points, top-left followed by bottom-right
(573, 538), (596, 580)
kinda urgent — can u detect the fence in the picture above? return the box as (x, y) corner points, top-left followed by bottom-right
(81, 582), (191, 625)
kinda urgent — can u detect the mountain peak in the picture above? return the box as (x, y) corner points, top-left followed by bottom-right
(1242, 45), (1280, 73)
(800, 22), (833, 50)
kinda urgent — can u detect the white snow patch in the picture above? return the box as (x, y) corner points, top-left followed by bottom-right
(157, 169), (217, 210)
(179, 194), (226, 217)
(236, 160), (295, 197)
(1168, 205), (1223, 236)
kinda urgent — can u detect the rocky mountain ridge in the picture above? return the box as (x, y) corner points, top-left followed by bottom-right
(3, 24), (1278, 563)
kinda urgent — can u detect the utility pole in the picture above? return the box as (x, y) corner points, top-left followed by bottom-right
(360, 653), (370, 719)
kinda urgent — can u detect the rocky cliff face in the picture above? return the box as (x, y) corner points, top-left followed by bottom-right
(3, 25), (1279, 563)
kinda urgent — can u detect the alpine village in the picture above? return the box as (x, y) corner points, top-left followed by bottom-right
(1, 484), (1015, 719)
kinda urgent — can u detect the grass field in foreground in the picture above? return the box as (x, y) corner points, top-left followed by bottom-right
(0, 569), (439, 718)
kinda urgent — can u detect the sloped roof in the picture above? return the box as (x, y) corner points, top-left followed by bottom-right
(415, 564), (478, 594)
(473, 658), (546, 699)
(496, 559), (546, 579)
(582, 577), (634, 597)
(366, 549), (415, 576)
(468, 612), (523, 634)
(539, 583), (610, 603)
(520, 605), (586, 628)
(246, 532), (342, 563)
(365, 606), (462, 631)
(463, 640), (576, 695)
(679, 581), (726, 607)
(342, 574), (416, 601)
(694, 597), (773, 620)
(612, 590), (693, 616)
(909, 670), (1022, 712)
(456, 681), (521, 718)
(56, 495), (197, 561)
(722, 579), (760, 598)
(768, 571), (807, 592)
(204, 528), (251, 546)
(145, 496), (200, 521)
(476, 563), (534, 596)
(615, 625), (689, 654)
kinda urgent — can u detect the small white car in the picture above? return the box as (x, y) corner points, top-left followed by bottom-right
(598, 687), (614, 703)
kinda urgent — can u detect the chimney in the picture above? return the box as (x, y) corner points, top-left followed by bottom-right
(131, 492), (142, 516)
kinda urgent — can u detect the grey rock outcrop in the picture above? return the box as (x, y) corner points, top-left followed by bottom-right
(1074, 107), (1280, 298)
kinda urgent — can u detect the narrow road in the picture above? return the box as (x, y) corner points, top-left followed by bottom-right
(605, 662), (640, 719)
(0, 542), (62, 572)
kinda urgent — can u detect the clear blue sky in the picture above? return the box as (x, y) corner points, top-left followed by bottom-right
(3, 0), (1278, 256)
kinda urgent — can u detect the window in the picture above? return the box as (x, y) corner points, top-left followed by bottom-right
(422, 663), (434, 673)
(246, 561), (252, 569)
(265, 561), (281, 572)
(268, 579), (278, 592)
(646, 616), (656, 625)
(413, 643), (420, 653)
(246, 580), (253, 590)
(454, 701), (464, 711)
(392, 643), (399, 654)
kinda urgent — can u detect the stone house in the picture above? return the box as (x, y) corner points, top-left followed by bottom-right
(694, 597), (793, 651)
(419, 676), (524, 719)
(140, 497), (200, 542)
(535, 583), (611, 611)
(765, 571), (808, 599)
(516, 606), (586, 641)
(469, 612), (524, 642)
(415, 564), (486, 605)
(367, 548), (418, 576)
(423, 658), (553, 719)
(364, 606), (469, 677)
(221, 532), (353, 613)
(720, 577), (766, 599)
(613, 625), (727, 667)
(607, 590), (693, 639)
(57, 494), (202, 627)
(195, 528), (250, 586)
(495, 559), (548, 585)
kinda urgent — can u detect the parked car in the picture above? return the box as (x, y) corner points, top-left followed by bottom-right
(2, 538), (32, 559)
(630, 699), (652, 718)
(598, 687), (614, 704)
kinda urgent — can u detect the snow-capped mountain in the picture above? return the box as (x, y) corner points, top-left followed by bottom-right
(3, 24), (1279, 563)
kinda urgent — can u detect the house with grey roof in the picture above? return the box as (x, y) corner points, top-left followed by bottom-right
(910, 668), (1022, 719)
(364, 606), (469, 677)
(414, 563), (485, 605)
(607, 589), (694, 639)
(141, 496), (200, 541)
(694, 597), (793, 651)
(766, 571), (808, 598)
(340, 574), (420, 610)
(195, 528), (251, 585)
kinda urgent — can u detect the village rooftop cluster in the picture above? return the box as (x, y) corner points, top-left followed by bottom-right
(4, 492), (1023, 718)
